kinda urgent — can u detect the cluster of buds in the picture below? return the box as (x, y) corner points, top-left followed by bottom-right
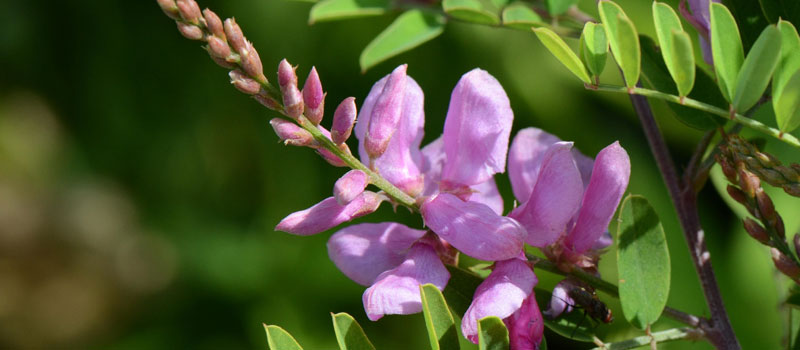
(717, 136), (800, 283)
(724, 135), (800, 197)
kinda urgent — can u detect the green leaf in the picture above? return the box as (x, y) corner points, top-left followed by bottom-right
(359, 10), (446, 72)
(309, 0), (390, 24)
(616, 195), (671, 330)
(756, 0), (800, 27)
(331, 313), (376, 350)
(443, 265), (483, 316)
(710, 2), (744, 102)
(580, 22), (608, 78)
(733, 25), (782, 113)
(420, 284), (460, 350)
(264, 324), (304, 350)
(598, 1), (640, 88)
(501, 2), (545, 31)
(774, 20), (800, 132)
(669, 29), (696, 97)
(787, 292), (800, 309)
(533, 27), (591, 84)
(442, 0), (500, 25)
(478, 316), (509, 350)
(545, 0), (578, 16)
(775, 70), (800, 133)
(652, 2), (682, 69)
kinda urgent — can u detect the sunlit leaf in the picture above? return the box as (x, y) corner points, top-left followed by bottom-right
(309, 0), (390, 24)
(331, 313), (376, 350)
(617, 195), (670, 330)
(774, 20), (800, 132)
(580, 22), (608, 78)
(598, 1), (640, 88)
(359, 10), (446, 72)
(478, 316), (509, 350)
(545, 0), (578, 16)
(533, 27), (591, 84)
(710, 2), (744, 102)
(443, 0), (500, 25)
(420, 284), (460, 350)
(264, 324), (304, 350)
(669, 30), (695, 97)
(775, 70), (800, 133)
(733, 25), (782, 113)
(502, 2), (545, 31)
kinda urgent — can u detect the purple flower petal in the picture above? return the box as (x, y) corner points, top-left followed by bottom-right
(508, 128), (561, 203)
(470, 177), (504, 215)
(421, 136), (445, 197)
(591, 230), (613, 251)
(565, 142), (631, 254)
(507, 294), (544, 350)
(542, 279), (576, 319)
(572, 148), (594, 190)
(441, 69), (513, 187)
(362, 242), (450, 321)
(334, 170), (370, 205)
(421, 193), (525, 261)
(363, 65), (408, 159)
(327, 222), (427, 286)
(461, 259), (536, 343)
(275, 192), (384, 235)
(509, 142), (584, 248)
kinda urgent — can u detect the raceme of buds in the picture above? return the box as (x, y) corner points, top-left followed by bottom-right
(334, 170), (369, 205)
(279, 59), (304, 119)
(331, 97), (357, 145)
(176, 0), (202, 25)
(177, 22), (203, 40)
(303, 67), (325, 125)
(229, 70), (261, 95)
(771, 248), (800, 280)
(269, 118), (315, 147)
(223, 18), (247, 55)
(742, 218), (769, 244)
(202, 9), (225, 40)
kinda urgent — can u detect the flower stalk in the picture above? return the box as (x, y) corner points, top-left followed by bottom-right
(589, 327), (703, 350)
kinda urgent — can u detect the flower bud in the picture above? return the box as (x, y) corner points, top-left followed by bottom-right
(365, 64), (407, 159)
(726, 185), (746, 205)
(302, 67), (325, 125)
(334, 170), (369, 205)
(223, 18), (247, 54)
(240, 43), (267, 84)
(755, 190), (777, 222)
(316, 126), (350, 167)
(176, 22), (204, 40)
(254, 93), (281, 111)
(331, 97), (357, 145)
(229, 70), (261, 95)
(269, 118), (315, 147)
(278, 59), (304, 119)
(715, 154), (737, 182)
(202, 9), (225, 40)
(157, 0), (181, 20)
(211, 56), (236, 69)
(787, 184), (800, 197)
(207, 36), (231, 59)
(176, 0), (202, 24)
(742, 218), (769, 244)
(737, 167), (760, 197)
(771, 248), (800, 280)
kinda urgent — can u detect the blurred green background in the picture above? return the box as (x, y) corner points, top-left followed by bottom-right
(0, 0), (798, 349)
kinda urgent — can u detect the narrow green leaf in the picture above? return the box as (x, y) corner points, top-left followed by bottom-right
(652, 2), (682, 71)
(710, 2), (744, 102)
(478, 316), (509, 350)
(420, 284), (460, 350)
(545, 0), (578, 16)
(309, 0), (390, 24)
(616, 195), (671, 330)
(331, 313), (376, 350)
(774, 20), (800, 132)
(533, 27), (591, 84)
(733, 25), (782, 113)
(264, 324), (304, 350)
(776, 70), (800, 133)
(443, 265), (484, 316)
(359, 10), (446, 72)
(598, 1), (640, 88)
(501, 2), (545, 31)
(443, 0), (500, 25)
(669, 30), (696, 97)
(580, 22), (608, 78)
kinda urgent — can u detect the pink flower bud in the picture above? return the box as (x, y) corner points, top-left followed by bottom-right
(302, 67), (325, 125)
(211, 56), (236, 69)
(207, 36), (231, 58)
(202, 9), (225, 39)
(771, 248), (800, 280)
(176, 22), (204, 40)
(240, 43), (267, 84)
(223, 18), (247, 54)
(229, 70), (261, 95)
(176, 0), (202, 24)
(317, 126), (349, 167)
(331, 97), (357, 145)
(278, 59), (297, 87)
(254, 93), (282, 111)
(269, 118), (315, 147)
(334, 170), (370, 205)
(157, 0), (181, 20)
(365, 64), (407, 159)
(278, 59), (304, 119)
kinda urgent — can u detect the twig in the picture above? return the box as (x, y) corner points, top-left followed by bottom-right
(588, 328), (703, 350)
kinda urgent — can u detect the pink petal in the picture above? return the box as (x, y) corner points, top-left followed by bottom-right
(327, 222), (427, 286)
(441, 69), (513, 187)
(470, 178), (504, 215)
(508, 128), (561, 203)
(362, 242), (450, 321)
(355, 66), (425, 196)
(421, 193), (525, 261)
(565, 142), (631, 254)
(275, 192), (384, 235)
(334, 170), (370, 205)
(363, 65), (408, 159)
(572, 148), (594, 190)
(542, 279), (577, 319)
(508, 142), (584, 247)
(461, 259), (536, 343)
(507, 294), (545, 350)
(421, 137), (445, 197)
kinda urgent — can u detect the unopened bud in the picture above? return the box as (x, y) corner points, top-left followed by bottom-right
(737, 168), (760, 197)
(716, 154), (737, 182)
(223, 18), (247, 54)
(177, 22), (204, 40)
(365, 64), (407, 159)
(317, 126), (350, 167)
(302, 67), (325, 125)
(742, 218), (769, 244)
(726, 185), (746, 205)
(278, 59), (303, 119)
(331, 97), (357, 145)
(211, 56), (236, 69)
(755, 190), (777, 222)
(240, 43), (267, 84)
(202, 9), (225, 40)
(207, 36), (231, 58)
(254, 93), (282, 111)
(787, 184), (800, 197)
(771, 248), (800, 280)
(157, 0), (181, 20)
(176, 0), (202, 24)
(334, 170), (369, 205)
(229, 70), (261, 95)
(269, 118), (315, 147)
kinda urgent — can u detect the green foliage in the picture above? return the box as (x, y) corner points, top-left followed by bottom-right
(443, 0), (500, 25)
(331, 313), (376, 350)
(776, 71), (800, 133)
(477, 316), (508, 350)
(616, 195), (670, 330)
(757, 0), (800, 26)
(774, 20), (800, 132)
(420, 284), (460, 350)
(733, 25), (782, 113)
(710, 2), (744, 102)
(534, 27), (591, 84)
(580, 22), (608, 79)
(264, 324), (304, 350)
(359, 10), (446, 72)
(598, 1), (640, 88)
(545, 0), (578, 16)
(309, 0), (390, 23)
(501, 3), (545, 30)
(652, 2), (694, 96)
(443, 265), (484, 316)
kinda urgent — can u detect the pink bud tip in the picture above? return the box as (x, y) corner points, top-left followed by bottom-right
(334, 170), (370, 205)
(331, 97), (357, 145)
(202, 9), (225, 39)
(223, 18), (247, 54)
(240, 43), (266, 84)
(157, 0), (181, 20)
(365, 64), (407, 159)
(269, 118), (315, 147)
(278, 59), (297, 87)
(278, 59), (303, 119)
(176, 0), (202, 24)
(207, 36), (231, 59)
(302, 67), (325, 125)
(176, 22), (204, 40)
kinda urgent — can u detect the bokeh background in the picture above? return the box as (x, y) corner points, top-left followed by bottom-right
(1, 0), (798, 348)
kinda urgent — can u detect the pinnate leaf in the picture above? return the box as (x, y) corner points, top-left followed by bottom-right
(669, 29), (695, 97)
(580, 22), (608, 78)
(710, 2), (744, 102)
(501, 2), (544, 30)
(331, 313), (376, 350)
(598, 1), (640, 88)
(443, 0), (500, 25)
(264, 324), (304, 350)
(359, 10), (445, 72)
(733, 25), (782, 113)
(478, 316), (509, 350)
(533, 27), (591, 84)
(774, 20), (800, 132)
(309, 0), (390, 23)
(776, 71), (800, 133)
(420, 284), (460, 350)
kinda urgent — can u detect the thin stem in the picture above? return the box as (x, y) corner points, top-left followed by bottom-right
(591, 84), (800, 149)
(589, 328), (703, 350)
(684, 130), (716, 191)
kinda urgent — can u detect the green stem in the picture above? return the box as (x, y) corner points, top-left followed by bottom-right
(590, 328), (701, 350)
(591, 84), (800, 149)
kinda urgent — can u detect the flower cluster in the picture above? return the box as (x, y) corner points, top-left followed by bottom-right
(275, 65), (630, 349)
